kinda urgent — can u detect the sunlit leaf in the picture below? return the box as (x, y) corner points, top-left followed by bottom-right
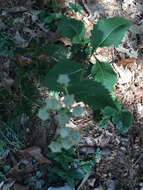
(58, 17), (85, 43)
(18, 146), (50, 164)
(91, 16), (132, 50)
(92, 59), (117, 92)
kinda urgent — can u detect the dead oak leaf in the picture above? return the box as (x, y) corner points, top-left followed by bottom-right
(117, 58), (136, 67)
(135, 88), (143, 101)
(17, 146), (51, 164)
(9, 162), (39, 177)
(16, 54), (33, 67)
(14, 183), (29, 190)
(14, 31), (29, 48)
(43, 0), (65, 6)
(2, 180), (15, 190)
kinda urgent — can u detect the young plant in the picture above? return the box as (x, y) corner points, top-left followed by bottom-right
(46, 148), (83, 188)
(38, 74), (84, 153)
(42, 15), (133, 133)
(80, 148), (102, 174)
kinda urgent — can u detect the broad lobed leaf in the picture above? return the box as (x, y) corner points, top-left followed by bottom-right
(43, 59), (84, 91)
(92, 59), (117, 92)
(43, 60), (117, 110)
(112, 109), (132, 133)
(58, 17), (85, 43)
(102, 106), (133, 133)
(68, 80), (117, 110)
(91, 16), (132, 50)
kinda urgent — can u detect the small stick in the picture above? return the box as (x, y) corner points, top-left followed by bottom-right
(133, 153), (143, 167)
(77, 173), (91, 190)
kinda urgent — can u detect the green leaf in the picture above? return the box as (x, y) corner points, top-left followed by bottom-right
(43, 59), (84, 91)
(102, 106), (117, 118)
(58, 17), (85, 43)
(44, 16), (53, 24)
(92, 59), (117, 92)
(0, 140), (4, 150)
(102, 106), (132, 133)
(39, 43), (69, 60)
(91, 16), (132, 50)
(68, 80), (117, 110)
(112, 109), (132, 134)
(69, 2), (83, 14)
(67, 168), (84, 179)
(43, 60), (116, 110)
(66, 178), (75, 188)
(51, 13), (63, 20)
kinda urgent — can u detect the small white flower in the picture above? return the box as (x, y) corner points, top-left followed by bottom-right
(57, 74), (70, 85)
(63, 95), (74, 107)
(49, 141), (62, 152)
(72, 106), (84, 117)
(61, 138), (72, 149)
(57, 113), (70, 126)
(69, 130), (81, 145)
(38, 108), (49, 121)
(45, 98), (61, 110)
(59, 127), (71, 138)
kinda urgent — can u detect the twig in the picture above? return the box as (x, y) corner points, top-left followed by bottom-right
(133, 153), (143, 167)
(77, 173), (91, 190)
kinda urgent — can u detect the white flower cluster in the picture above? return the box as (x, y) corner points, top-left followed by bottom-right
(38, 75), (84, 152)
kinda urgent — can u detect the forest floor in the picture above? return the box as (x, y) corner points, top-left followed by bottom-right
(0, 0), (143, 189)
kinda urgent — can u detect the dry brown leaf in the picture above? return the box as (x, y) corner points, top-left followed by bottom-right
(39, 54), (50, 60)
(14, 183), (29, 190)
(117, 58), (136, 67)
(9, 163), (22, 176)
(114, 64), (133, 84)
(16, 54), (33, 67)
(135, 88), (143, 100)
(55, 0), (66, 6)
(9, 162), (39, 177)
(43, 0), (50, 5)
(2, 181), (15, 190)
(14, 31), (29, 48)
(59, 37), (72, 46)
(17, 146), (51, 164)
(43, 0), (66, 6)
(0, 181), (4, 188)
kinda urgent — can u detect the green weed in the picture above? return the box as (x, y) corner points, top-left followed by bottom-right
(0, 1), (133, 188)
